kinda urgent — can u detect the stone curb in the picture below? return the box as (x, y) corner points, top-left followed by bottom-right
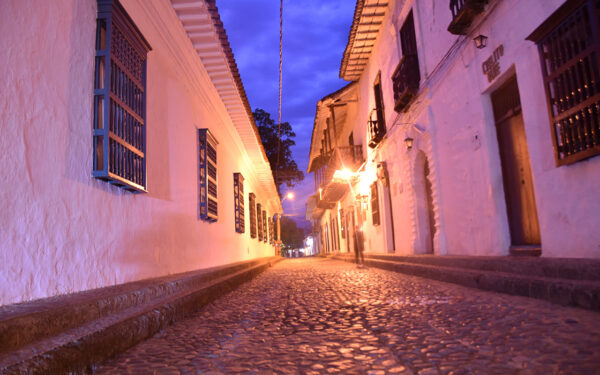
(332, 253), (600, 311)
(0, 257), (283, 374)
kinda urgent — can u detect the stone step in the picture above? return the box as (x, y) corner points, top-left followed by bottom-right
(332, 252), (600, 311)
(364, 253), (600, 281)
(0, 257), (281, 374)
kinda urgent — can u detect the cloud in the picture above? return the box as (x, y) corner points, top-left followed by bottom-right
(218, 0), (356, 212)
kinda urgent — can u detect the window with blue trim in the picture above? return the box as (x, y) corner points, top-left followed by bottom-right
(93, 0), (151, 192)
(262, 210), (268, 243)
(257, 203), (263, 241)
(234, 173), (245, 233)
(198, 129), (218, 221)
(249, 193), (257, 238)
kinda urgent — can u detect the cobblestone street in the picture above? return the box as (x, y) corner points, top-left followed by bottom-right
(95, 258), (600, 374)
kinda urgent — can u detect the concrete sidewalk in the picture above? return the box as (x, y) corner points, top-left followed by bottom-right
(331, 252), (600, 311)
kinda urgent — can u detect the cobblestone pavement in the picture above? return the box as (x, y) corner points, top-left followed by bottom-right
(95, 258), (600, 374)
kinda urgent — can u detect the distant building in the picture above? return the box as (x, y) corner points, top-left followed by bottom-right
(0, 0), (281, 306)
(306, 0), (600, 258)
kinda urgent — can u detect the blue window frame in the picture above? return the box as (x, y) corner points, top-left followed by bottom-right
(198, 129), (218, 221)
(249, 193), (257, 238)
(262, 210), (268, 243)
(234, 173), (245, 233)
(93, 0), (151, 192)
(257, 203), (263, 241)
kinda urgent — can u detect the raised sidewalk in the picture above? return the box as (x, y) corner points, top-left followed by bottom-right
(332, 252), (600, 311)
(0, 256), (282, 374)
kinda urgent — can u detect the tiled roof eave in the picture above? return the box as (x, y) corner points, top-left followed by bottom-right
(170, 0), (281, 212)
(339, 0), (388, 81)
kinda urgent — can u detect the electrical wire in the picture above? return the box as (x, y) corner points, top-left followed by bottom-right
(276, 0), (283, 176)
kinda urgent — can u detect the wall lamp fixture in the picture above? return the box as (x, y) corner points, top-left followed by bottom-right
(404, 137), (414, 150)
(473, 34), (488, 49)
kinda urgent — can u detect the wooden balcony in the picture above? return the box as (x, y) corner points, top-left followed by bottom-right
(392, 54), (420, 113)
(312, 145), (364, 208)
(314, 145), (364, 189)
(448, 0), (488, 35)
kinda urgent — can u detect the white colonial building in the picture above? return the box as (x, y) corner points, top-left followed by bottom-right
(307, 0), (600, 259)
(0, 0), (281, 306)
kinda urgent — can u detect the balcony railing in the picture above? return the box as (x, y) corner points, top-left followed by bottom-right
(448, 0), (488, 35)
(392, 54), (420, 113)
(314, 145), (364, 189)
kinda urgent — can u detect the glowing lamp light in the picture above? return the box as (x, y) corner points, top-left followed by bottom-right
(333, 168), (356, 181)
(286, 192), (295, 200)
(473, 34), (488, 49)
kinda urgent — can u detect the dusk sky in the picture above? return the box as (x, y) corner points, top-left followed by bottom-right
(217, 1), (356, 227)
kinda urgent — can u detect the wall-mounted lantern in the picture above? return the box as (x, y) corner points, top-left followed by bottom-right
(404, 137), (414, 150)
(473, 34), (488, 49)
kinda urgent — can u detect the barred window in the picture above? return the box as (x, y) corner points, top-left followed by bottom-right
(273, 214), (278, 242)
(249, 193), (257, 238)
(234, 173), (245, 233)
(257, 203), (263, 241)
(269, 217), (274, 244)
(262, 210), (268, 243)
(371, 182), (381, 226)
(198, 129), (218, 221)
(93, 0), (151, 192)
(528, 0), (600, 165)
(339, 209), (346, 239)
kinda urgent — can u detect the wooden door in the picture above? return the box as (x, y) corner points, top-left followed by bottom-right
(424, 158), (435, 253)
(493, 79), (541, 246)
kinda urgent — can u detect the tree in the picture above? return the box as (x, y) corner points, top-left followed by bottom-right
(280, 216), (305, 250)
(253, 109), (304, 195)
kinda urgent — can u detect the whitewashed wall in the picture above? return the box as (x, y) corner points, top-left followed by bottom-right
(0, 0), (279, 306)
(347, 0), (600, 258)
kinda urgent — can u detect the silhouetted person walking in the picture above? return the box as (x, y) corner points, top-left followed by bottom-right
(354, 227), (365, 267)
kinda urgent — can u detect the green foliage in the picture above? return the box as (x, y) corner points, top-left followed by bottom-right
(280, 216), (305, 249)
(253, 109), (304, 195)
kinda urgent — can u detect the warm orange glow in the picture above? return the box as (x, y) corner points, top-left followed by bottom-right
(286, 192), (295, 200)
(333, 168), (357, 181)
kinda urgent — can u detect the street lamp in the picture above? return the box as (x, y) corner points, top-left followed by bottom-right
(285, 192), (295, 200)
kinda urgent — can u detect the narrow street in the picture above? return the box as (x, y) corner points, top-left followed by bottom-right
(95, 258), (600, 375)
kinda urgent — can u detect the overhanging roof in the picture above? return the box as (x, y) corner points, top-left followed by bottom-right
(339, 0), (389, 81)
(170, 0), (282, 213)
(307, 82), (358, 173)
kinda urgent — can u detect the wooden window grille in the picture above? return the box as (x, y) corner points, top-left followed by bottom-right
(234, 173), (245, 233)
(273, 214), (278, 241)
(393, 11), (420, 113)
(371, 182), (381, 226)
(269, 217), (274, 244)
(369, 73), (387, 148)
(528, 0), (600, 165)
(198, 129), (218, 221)
(249, 193), (257, 238)
(340, 209), (346, 239)
(93, 0), (151, 192)
(257, 203), (263, 241)
(262, 210), (268, 243)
